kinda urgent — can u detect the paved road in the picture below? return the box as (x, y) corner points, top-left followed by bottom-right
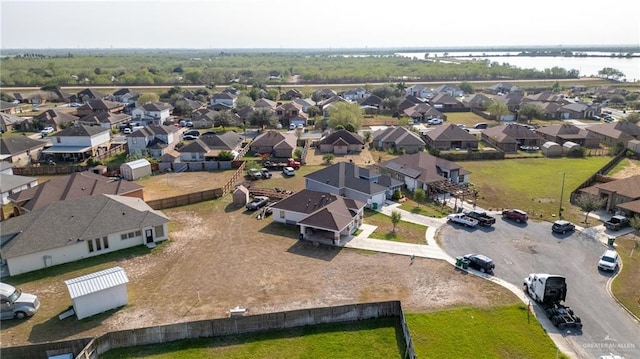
(439, 217), (640, 359)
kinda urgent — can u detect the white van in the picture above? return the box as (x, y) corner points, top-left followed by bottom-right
(0, 282), (40, 320)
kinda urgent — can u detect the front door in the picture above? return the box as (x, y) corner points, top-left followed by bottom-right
(145, 229), (153, 244)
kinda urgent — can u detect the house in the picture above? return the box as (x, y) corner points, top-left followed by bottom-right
(75, 99), (125, 117)
(189, 108), (218, 129)
(406, 84), (436, 100)
(585, 121), (640, 147)
(210, 92), (237, 108)
(535, 124), (601, 148)
(8, 171), (144, 215)
(0, 136), (48, 166)
(402, 103), (445, 122)
(317, 129), (365, 154)
(357, 95), (383, 109)
(427, 93), (465, 111)
(0, 101), (21, 115)
(372, 126), (426, 154)
(433, 84), (464, 97)
(131, 102), (173, 126)
(577, 175), (640, 215)
(126, 124), (180, 158)
(312, 88), (337, 101)
(481, 123), (545, 153)
(397, 95), (425, 112)
(524, 101), (562, 120)
(109, 88), (140, 105)
(461, 93), (493, 110)
(0, 113), (26, 133)
(342, 88), (370, 101)
(281, 88), (303, 100)
(423, 124), (479, 151)
(42, 124), (111, 162)
(0, 194), (169, 276)
(0, 174), (38, 205)
(275, 102), (306, 126)
(249, 130), (297, 158)
(72, 88), (105, 103)
(320, 96), (348, 118)
(558, 102), (599, 120)
(177, 132), (244, 161)
(120, 159), (152, 181)
(33, 109), (79, 131)
(292, 98), (316, 113)
(304, 162), (400, 209)
(269, 189), (366, 245)
(64, 266), (129, 320)
(254, 98), (278, 111)
(377, 152), (470, 194)
(485, 82), (523, 95)
(78, 112), (131, 130)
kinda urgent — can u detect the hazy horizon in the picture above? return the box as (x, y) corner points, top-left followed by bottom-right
(2, 0), (638, 50)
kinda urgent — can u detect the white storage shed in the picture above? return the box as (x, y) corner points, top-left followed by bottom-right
(64, 266), (129, 320)
(541, 141), (562, 157)
(562, 141), (581, 154)
(120, 158), (152, 181)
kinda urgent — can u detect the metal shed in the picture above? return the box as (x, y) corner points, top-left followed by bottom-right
(120, 158), (152, 181)
(541, 141), (562, 157)
(64, 266), (129, 320)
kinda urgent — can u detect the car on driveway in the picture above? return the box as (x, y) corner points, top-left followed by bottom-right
(552, 220), (576, 234)
(462, 254), (495, 274)
(40, 127), (54, 135)
(246, 196), (269, 211)
(597, 249), (619, 271)
(502, 209), (528, 223)
(282, 166), (295, 176)
(427, 118), (443, 125)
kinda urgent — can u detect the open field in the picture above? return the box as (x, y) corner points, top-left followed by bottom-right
(611, 235), (640, 319)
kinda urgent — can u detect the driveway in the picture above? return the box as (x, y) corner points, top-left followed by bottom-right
(438, 216), (640, 359)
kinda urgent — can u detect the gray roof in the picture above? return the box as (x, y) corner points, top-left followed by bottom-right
(0, 174), (37, 193)
(373, 126), (426, 147)
(65, 266), (129, 299)
(318, 129), (365, 146)
(1, 194), (168, 259)
(0, 136), (48, 156)
(379, 152), (465, 183)
(55, 124), (110, 137)
(304, 162), (388, 196)
(141, 102), (173, 112)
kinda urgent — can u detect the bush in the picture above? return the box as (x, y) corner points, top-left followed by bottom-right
(392, 189), (402, 200)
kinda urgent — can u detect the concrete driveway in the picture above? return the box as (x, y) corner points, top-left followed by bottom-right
(438, 216), (640, 359)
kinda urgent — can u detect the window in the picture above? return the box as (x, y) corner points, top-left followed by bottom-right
(128, 232), (135, 238)
(154, 225), (164, 238)
(280, 210), (285, 218)
(103, 236), (109, 249)
(135, 230), (142, 237)
(95, 238), (102, 250)
(87, 240), (94, 252)
(121, 234), (127, 240)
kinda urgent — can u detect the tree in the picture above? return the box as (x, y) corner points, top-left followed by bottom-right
(518, 103), (545, 123)
(458, 81), (473, 94)
(322, 153), (335, 164)
(625, 112), (640, 124)
(486, 102), (509, 121)
(307, 105), (321, 118)
(363, 131), (372, 143)
(214, 111), (234, 128)
(184, 71), (201, 84)
(218, 150), (235, 161)
(597, 67), (624, 81)
(609, 94), (625, 105)
(137, 92), (159, 105)
(327, 102), (363, 131)
(413, 188), (425, 207)
(391, 210), (402, 233)
(249, 108), (277, 129)
(574, 193), (606, 226)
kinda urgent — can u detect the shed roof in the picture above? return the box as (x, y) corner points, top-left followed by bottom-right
(65, 266), (129, 299)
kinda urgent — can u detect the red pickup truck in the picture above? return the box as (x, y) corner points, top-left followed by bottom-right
(502, 209), (528, 223)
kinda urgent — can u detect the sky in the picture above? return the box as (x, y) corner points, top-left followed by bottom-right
(1, 0), (639, 49)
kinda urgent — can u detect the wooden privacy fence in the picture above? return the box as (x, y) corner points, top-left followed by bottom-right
(1, 301), (416, 359)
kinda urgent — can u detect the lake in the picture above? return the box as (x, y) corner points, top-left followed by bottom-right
(396, 52), (640, 82)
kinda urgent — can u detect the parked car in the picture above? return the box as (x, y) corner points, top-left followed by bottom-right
(427, 118), (443, 125)
(40, 127), (54, 135)
(247, 168), (262, 180)
(598, 249), (619, 271)
(246, 196), (269, 211)
(552, 220), (575, 234)
(261, 168), (272, 179)
(462, 254), (495, 274)
(289, 123), (297, 130)
(70, 102), (81, 107)
(0, 282), (40, 320)
(473, 122), (488, 129)
(502, 209), (528, 223)
(282, 166), (295, 176)
(182, 134), (198, 140)
(123, 128), (133, 134)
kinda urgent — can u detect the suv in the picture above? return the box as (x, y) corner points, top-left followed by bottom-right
(0, 282), (40, 320)
(282, 166), (295, 176)
(502, 209), (528, 223)
(462, 254), (495, 274)
(598, 249), (619, 271)
(552, 220), (575, 234)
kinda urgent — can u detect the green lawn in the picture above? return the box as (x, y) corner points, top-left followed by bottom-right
(611, 235), (640, 319)
(460, 157), (611, 224)
(363, 209), (428, 244)
(407, 305), (568, 359)
(99, 318), (404, 359)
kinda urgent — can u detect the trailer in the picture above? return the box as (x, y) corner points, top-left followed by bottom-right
(262, 158), (301, 170)
(523, 273), (582, 330)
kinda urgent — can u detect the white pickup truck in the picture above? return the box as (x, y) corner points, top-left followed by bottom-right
(447, 213), (479, 228)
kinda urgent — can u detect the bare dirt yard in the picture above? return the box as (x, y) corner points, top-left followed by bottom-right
(0, 178), (517, 347)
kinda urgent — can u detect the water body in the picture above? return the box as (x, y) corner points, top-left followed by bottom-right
(397, 52), (640, 82)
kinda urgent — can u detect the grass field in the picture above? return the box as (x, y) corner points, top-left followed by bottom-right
(459, 156), (612, 224)
(363, 209), (429, 244)
(98, 304), (566, 359)
(611, 235), (640, 319)
(407, 305), (568, 359)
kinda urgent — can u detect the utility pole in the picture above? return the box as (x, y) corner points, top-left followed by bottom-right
(559, 172), (566, 218)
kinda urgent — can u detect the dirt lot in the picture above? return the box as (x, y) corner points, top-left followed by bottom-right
(0, 189), (517, 347)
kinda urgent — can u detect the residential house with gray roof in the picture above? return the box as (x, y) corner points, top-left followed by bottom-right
(318, 129), (365, 154)
(42, 124), (111, 161)
(8, 171), (144, 215)
(0, 136), (48, 166)
(0, 194), (169, 276)
(177, 132), (244, 161)
(428, 93), (465, 111)
(33, 109), (79, 131)
(0, 113), (26, 133)
(377, 152), (469, 193)
(423, 124), (479, 151)
(481, 123), (545, 153)
(577, 175), (640, 215)
(210, 92), (237, 109)
(535, 123), (601, 148)
(558, 102), (599, 120)
(304, 162), (401, 209)
(269, 189), (366, 245)
(249, 130), (297, 158)
(402, 103), (445, 123)
(585, 121), (640, 147)
(76, 99), (125, 117)
(0, 174), (37, 205)
(131, 102), (174, 126)
(126, 124), (180, 158)
(433, 84), (464, 97)
(78, 112), (131, 130)
(372, 126), (426, 154)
